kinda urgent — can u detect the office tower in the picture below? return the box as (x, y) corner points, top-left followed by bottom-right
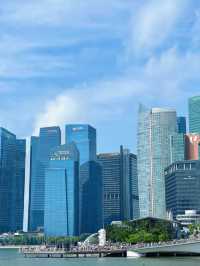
(65, 124), (103, 234)
(44, 143), (79, 236)
(80, 161), (102, 234)
(170, 133), (185, 163)
(66, 124), (96, 164)
(14, 139), (26, 231)
(126, 150), (139, 221)
(0, 128), (26, 233)
(97, 152), (121, 225)
(177, 116), (186, 134)
(137, 104), (177, 218)
(97, 146), (139, 226)
(185, 134), (200, 160)
(189, 96), (200, 133)
(165, 161), (200, 219)
(29, 127), (61, 231)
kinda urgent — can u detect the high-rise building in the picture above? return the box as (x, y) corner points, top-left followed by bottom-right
(80, 161), (102, 234)
(65, 124), (103, 234)
(0, 128), (26, 233)
(185, 134), (200, 160)
(137, 104), (177, 218)
(165, 161), (200, 219)
(97, 146), (139, 226)
(189, 96), (200, 133)
(177, 116), (186, 134)
(14, 139), (26, 231)
(124, 150), (139, 221)
(170, 133), (185, 163)
(97, 152), (121, 225)
(28, 127), (61, 231)
(65, 124), (96, 164)
(44, 143), (79, 236)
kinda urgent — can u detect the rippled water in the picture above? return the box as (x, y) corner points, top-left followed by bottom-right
(0, 249), (200, 266)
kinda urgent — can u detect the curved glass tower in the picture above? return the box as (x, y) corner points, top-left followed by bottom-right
(137, 104), (177, 218)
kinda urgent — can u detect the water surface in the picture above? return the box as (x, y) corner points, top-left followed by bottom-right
(0, 249), (200, 266)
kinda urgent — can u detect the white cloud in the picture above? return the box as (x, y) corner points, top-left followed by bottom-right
(128, 0), (189, 55)
(0, 0), (133, 29)
(0, 0), (134, 80)
(33, 45), (200, 136)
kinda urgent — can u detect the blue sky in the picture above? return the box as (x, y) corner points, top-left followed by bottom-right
(1, 0), (200, 154)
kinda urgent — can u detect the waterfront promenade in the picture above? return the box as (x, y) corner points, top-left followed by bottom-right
(21, 245), (127, 258)
(20, 237), (200, 258)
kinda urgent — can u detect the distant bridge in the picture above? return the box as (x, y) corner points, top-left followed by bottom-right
(131, 239), (200, 256)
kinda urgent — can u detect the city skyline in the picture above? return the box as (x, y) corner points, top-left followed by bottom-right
(1, 1), (200, 154)
(0, 96), (199, 233)
(1, 96), (197, 154)
(2, 0), (200, 238)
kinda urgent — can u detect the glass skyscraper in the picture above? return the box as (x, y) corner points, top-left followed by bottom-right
(0, 128), (26, 233)
(80, 161), (102, 234)
(65, 124), (103, 234)
(44, 143), (79, 236)
(29, 127), (61, 231)
(65, 124), (96, 164)
(170, 133), (185, 163)
(137, 104), (177, 218)
(124, 149), (139, 221)
(97, 152), (122, 225)
(14, 139), (26, 231)
(177, 116), (186, 134)
(97, 146), (139, 226)
(189, 96), (200, 133)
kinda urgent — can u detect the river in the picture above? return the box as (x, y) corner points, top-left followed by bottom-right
(0, 249), (200, 266)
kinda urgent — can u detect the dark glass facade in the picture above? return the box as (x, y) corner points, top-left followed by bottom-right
(0, 128), (26, 233)
(80, 161), (102, 234)
(97, 146), (139, 226)
(65, 124), (103, 234)
(29, 127), (61, 231)
(14, 139), (26, 231)
(44, 143), (79, 236)
(165, 160), (200, 219)
(177, 116), (186, 134)
(97, 152), (121, 225)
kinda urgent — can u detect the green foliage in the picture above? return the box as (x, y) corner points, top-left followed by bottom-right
(106, 218), (174, 244)
(188, 224), (200, 236)
(0, 235), (81, 246)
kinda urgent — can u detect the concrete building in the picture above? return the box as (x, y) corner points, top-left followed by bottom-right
(176, 210), (200, 226)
